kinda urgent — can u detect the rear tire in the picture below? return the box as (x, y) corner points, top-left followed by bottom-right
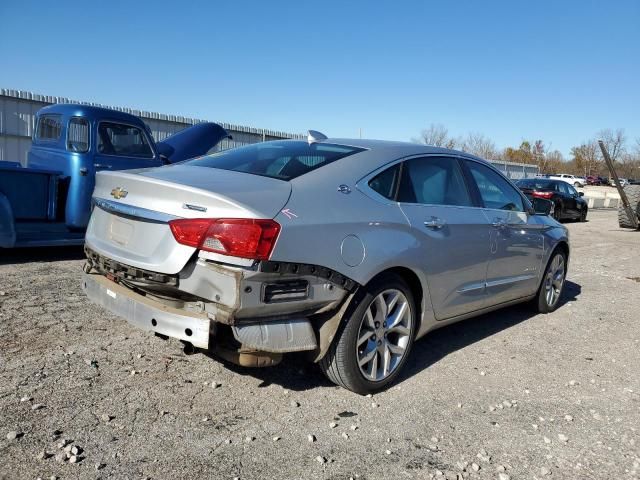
(319, 273), (416, 394)
(533, 249), (567, 313)
(618, 185), (640, 229)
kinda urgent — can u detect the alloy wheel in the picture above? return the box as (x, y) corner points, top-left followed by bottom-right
(544, 253), (565, 307)
(356, 289), (412, 382)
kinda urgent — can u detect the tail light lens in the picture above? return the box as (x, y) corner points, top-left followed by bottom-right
(532, 191), (554, 199)
(169, 218), (280, 260)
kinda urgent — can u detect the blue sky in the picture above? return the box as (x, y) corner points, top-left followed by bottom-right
(1, 0), (638, 156)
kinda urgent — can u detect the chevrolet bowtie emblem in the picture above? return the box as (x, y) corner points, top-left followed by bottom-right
(110, 187), (128, 199)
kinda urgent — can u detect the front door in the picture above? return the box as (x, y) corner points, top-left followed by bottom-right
(463, 160), (545, 304)
(397, 156), (491, 320)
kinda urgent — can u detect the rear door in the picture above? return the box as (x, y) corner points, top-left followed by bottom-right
(557, 181), (578, 218)
(462, 159), (544, 304)
(397, 156), (491, 320)
(93, 121), (162, 173)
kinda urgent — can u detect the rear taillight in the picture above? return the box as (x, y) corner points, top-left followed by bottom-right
(532, 191), (554, 199)
(169, 218), (280, 260)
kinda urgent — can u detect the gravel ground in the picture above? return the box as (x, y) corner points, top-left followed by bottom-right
(1, 209), (638, 480)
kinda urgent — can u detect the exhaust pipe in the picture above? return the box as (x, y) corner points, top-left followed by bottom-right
(181, 341), (197, 355)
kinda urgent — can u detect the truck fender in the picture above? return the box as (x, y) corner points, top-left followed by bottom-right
(0, 192), (17, 248)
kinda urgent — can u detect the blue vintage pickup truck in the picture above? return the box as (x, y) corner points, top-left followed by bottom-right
(0, 104), (229, 248)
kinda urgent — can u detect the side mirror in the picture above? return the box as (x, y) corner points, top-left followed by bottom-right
(531, 197), (554, 216)
(578, 191), (584, 197)
(159, 154), (170, 165)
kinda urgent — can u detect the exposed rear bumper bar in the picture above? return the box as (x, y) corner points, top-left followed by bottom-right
(81, 272), (211, 349)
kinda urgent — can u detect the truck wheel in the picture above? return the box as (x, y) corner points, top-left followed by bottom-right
(618, 185), (640, 229)
(319, 273), (416, 394)
(533, 249), (567, 313)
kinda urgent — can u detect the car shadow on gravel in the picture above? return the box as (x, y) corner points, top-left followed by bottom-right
(204, 280), (581, 393)
(398, 280), (582, 383)
(0, 246), (85, 265)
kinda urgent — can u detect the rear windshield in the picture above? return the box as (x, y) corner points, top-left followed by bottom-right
(183, 140), (365, 180)
(516, 179), (556, 189)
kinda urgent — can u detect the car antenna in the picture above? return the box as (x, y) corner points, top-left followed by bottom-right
(307, 130), (328, 144)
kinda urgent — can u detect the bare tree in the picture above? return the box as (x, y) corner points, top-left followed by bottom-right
(459, 132), (498, 159)
(570, 141), (600, 176)
(414, 123), (456, 149)
(597, 128), (626, 161)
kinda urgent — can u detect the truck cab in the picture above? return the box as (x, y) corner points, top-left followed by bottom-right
(0, 104), (230, 248)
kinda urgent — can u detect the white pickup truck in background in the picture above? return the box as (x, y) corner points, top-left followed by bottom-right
(543, 173), (586, 187)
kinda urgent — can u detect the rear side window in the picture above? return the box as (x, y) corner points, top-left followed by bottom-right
(368, 164), (401, 199)
(98, 122), (153, 158)
(466, 161), (525, 211)
(183, 140), (365, 180)
(517, 179), (556, 190)
(398, 156), (472, 206)
(67, 117), (89, 153)
(36, 115), (62, 141)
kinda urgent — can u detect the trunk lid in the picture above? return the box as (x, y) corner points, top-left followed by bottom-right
(85, 166), (291, 274)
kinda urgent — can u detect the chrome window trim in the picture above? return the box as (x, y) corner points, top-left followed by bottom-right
(96, 120), (157, 160)
(93, 198), (180, 223)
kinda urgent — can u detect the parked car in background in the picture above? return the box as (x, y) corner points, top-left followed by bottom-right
(586, 175), (606, 186)
(515, 178), (588, 222)
(0, 104), (230, 248)
(611, 178), (629, 187)
(548, 173), (585, 187)
(82, 134), (570, 393)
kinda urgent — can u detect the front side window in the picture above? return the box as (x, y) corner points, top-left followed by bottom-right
(67, 117), (89, 153)
(97, 122), (153, 158)
(36, 115), (62, 141)
(183, 141), (365, 180)
(566, 184), (578, 196)
(397, 156), (472, 206)
(466, 161), (525, 211)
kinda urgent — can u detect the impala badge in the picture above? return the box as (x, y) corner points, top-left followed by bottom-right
(110, 187), (128, 199)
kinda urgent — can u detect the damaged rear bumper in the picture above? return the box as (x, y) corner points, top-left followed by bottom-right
(81, 271), (321, 353)
(82, 272), (212, 349)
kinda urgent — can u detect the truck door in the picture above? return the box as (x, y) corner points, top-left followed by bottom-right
(93, 121), (162, 173)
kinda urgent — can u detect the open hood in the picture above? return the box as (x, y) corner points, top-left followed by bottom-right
(155, 122), (231, 163)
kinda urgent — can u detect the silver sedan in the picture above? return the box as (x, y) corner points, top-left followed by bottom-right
(82, 133), (569, 393)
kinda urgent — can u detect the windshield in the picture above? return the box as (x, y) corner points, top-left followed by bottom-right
(183, 140), (365, 180)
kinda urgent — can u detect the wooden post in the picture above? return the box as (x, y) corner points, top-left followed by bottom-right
(598, 140), (638, 229)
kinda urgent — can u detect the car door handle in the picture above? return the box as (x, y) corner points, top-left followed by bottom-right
(424, 218), (446, 230)
(492, 220), (508, 229)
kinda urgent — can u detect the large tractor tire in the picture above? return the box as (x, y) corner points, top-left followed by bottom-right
(618, 185), (640, 229)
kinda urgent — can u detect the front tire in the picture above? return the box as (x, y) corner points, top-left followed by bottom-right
(580, 208), (588, 222)
(319, 274), (416, 394)
(533, 249), (567, 313)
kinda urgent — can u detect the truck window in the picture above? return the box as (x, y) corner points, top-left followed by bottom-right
(67, 117), (89, 153)
(97, 122), (153, 158)
(36, 115), (62, 141)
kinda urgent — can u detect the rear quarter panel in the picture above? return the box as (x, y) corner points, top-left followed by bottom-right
(270, 150), (438, 333)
